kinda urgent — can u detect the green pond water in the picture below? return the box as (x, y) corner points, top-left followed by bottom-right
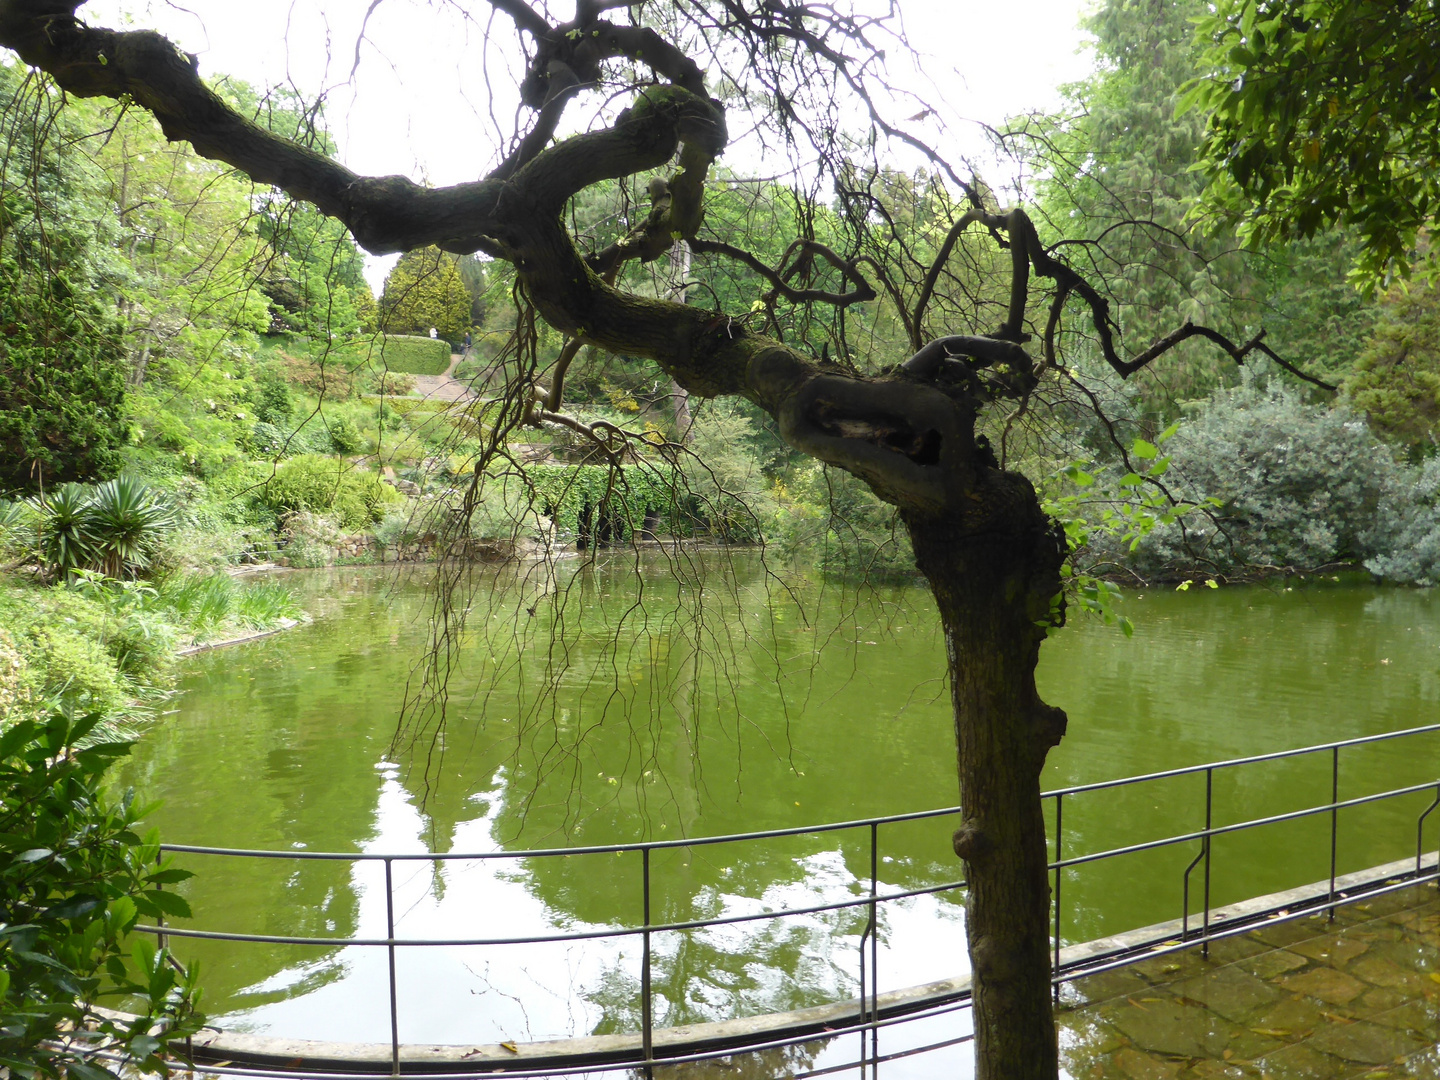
(114, 556), (1440, 1046)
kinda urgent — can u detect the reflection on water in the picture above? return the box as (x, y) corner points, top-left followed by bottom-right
(112, 557), (1440, 1043)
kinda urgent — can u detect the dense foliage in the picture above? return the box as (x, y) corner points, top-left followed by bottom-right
(0, 711), (203, 1079)
(1127, 381), (1397, 575)
(1188, 0), (1440, 287)
(379, 247), (474, 342)
(1345, 281), (1440, 454)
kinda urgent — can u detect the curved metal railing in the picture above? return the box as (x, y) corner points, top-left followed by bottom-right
(139, 722), (1440, 1076)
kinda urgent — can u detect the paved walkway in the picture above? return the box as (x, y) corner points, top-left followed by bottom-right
(1059, 885), (1440, 1078)
(412, 353), (477, 402)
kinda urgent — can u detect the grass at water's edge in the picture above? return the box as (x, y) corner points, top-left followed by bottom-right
(0, 570), (307, 734)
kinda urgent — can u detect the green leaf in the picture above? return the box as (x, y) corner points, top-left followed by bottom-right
(65, 1057), (120, 1080)
(1132, 439), (1158, 460)
(140, 890), (192, 919)
(43, 895), (102, 922)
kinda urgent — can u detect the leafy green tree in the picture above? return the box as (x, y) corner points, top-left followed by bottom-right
(1345, 281), (1440, 452)
(0, 270), (128, 492)
(231, 82), (377, 338)
(1023, 0), (1379, 398)
(89, 105), (270, 386)
(1023, 0), (1254, 408)
(1187, 0), (1440, 288)
(0, 66), (128, 491)
(379, 246), (472, 341)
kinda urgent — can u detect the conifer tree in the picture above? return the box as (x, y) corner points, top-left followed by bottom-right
(378, 246), (473, 340)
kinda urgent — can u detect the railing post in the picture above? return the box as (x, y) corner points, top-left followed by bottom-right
(1418, 781), (1440, 887)
(1329, 745), (1340, 920)
(1052, 794), (1062, 1004)
(156, 851), (169, 954)
(1202, 767), (1213, 958)
(641, 847), (653, 1080)
(385, 858), (399, 1076)
(869, 821), (879, 1072)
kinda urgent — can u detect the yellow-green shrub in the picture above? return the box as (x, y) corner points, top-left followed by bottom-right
(260, 454), (404, 529)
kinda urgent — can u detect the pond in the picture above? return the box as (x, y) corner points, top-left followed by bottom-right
(113, 555), (1440, 1046)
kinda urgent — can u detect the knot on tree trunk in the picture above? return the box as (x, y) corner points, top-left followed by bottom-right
(952, 821), (994, 864)
(1032, 702), (1068, 753)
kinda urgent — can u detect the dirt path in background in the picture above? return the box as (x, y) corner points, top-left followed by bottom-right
(411, 353), (476, 402)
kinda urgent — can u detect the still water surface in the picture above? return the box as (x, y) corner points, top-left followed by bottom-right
(115, 557), (1440, 1044)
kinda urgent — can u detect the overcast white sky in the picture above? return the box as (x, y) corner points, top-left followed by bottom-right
(78, 0), (1100, 285)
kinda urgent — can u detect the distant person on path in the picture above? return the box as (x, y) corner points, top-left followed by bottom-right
(462, 330), (472, 358)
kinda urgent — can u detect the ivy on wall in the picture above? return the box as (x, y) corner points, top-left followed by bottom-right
(525, 463), (685, 541)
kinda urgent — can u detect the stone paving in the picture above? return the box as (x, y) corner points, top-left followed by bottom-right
(1058, 885), (1440, 1079)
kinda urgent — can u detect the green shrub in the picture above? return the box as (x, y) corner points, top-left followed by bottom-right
(1, 590), (131, 718)
(327, 414), (365, 454)
(261, 455), (403, 530)
(1128, 381), (1400, 576)
(0, 711), (204, 1078)
(1367, 456), (1440, 585)
(280, 510), (344, 567)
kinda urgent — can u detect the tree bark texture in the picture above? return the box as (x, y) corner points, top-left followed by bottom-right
(906, 473), (1068, 1080)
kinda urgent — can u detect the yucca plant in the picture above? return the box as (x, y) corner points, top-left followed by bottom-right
(0, 498), (35, 564)
(85, 476), (176, 579)
(29, 483), (98, 580)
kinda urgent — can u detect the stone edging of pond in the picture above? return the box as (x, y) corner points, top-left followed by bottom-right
(133, 849), (1436, 1074)
(175, 618), (301, 657)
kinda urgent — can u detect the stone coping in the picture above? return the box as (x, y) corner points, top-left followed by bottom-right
(145, 850), (1436, 1074)
(176, 618), (301, 656)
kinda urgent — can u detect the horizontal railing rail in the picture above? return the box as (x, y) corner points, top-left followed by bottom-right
(140, 721), (1440, 1077)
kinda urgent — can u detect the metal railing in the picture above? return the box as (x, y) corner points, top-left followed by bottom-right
(141, 722), (1440, 1077)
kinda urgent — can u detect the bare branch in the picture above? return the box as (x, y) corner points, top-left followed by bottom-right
(690, 237), (876, 308)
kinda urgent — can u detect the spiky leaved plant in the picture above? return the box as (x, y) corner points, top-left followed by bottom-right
(84, 476), (175, 580)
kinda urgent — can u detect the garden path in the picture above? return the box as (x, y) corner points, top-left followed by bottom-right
(1059, 885), (1440, 1078)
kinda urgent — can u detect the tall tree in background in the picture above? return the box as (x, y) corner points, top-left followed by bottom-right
(379, 246), (473, 340)
(0, 63), (127, 490)
(1023, 0), (1374, 405)
(0, 1), (1304, 1073)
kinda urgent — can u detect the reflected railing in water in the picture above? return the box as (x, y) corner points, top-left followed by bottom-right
(143, 723), (1440, 1076)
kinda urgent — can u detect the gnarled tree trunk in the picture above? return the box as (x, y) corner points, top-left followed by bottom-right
(906, 471), (1067, 1079)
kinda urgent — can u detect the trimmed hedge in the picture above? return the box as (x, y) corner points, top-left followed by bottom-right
(343, 334), (452, 376)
